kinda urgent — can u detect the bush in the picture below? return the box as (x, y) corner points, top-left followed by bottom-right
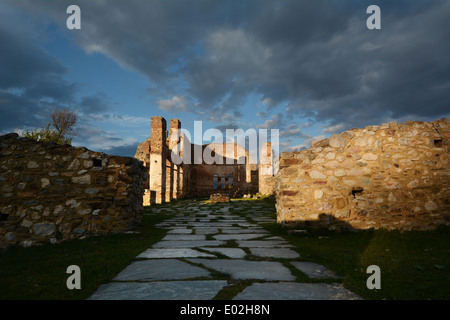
(24, 123), (72, 145)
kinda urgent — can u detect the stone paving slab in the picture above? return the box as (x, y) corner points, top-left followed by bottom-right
(233, 282), (362, 300)
(236, 222), (254, 227)
(89, 280), (228, 300)
(193, 227), (219, 234)
(249, 248), (300, 259)
(212, 233), (268, 241)
(162, 234), (206, 241)
(290, 261), (343, 279)
(264, 236), (286, 241)
(237, 240), (293, 248)
(188, 259), (296, 281)
(167, 228), (193, 234)
(114, 259), (211, 281)
(188, 223), (235, 227)
(137, 248), (216, 259)
(220, 228), (269, 234)
(200, 247), (248, 259)
(152, 240), (226, 248)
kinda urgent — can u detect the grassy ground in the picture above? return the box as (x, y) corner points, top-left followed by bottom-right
(262, 223), (450, 299)
(0, 207), (174, 300)
(0, 197), (448, 300)
(198, 197), (450, 300)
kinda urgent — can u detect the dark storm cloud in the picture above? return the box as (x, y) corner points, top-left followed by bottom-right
(0, 4), (80, 131)
(0, 16), (67, 89)
(3, 0), (450, 135)
(0, 3), (117, 133)
(80, 94), (111, 114)
(105, 142), (140, 158)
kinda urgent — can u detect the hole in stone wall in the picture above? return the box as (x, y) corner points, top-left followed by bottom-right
(0, 214), (9, 222)
(433, 139), (443, 148)
(351, 188), (363, 198)
(93, 159), (102, 167)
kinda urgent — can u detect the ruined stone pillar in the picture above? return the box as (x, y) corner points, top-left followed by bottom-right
(245, 150), (251, 183)
(259, 142), (274, 195)
(150, 116), (167, 204)
(168, 119), (181, 200)
(166, 159), (173, 202)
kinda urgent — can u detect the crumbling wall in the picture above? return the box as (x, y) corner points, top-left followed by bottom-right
(0, 133), (147, 250)
(275, 118), (450, 231)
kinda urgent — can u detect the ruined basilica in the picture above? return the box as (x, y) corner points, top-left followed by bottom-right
(134, 116), (276, 205)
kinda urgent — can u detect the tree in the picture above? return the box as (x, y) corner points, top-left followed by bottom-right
(24, 109), (78, 145)
(51, 109), (78, 139)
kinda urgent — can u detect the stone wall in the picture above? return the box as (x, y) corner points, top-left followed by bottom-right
(275, 118), (450, 231)
(0, 133), (147, 250)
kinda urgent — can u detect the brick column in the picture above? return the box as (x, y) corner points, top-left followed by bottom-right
(259, 142), (274, 195)
(167, 119), (181, 200)
(149, 116), (167, 204)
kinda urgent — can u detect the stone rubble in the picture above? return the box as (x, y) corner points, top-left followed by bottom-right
(209, 193), (230, 203)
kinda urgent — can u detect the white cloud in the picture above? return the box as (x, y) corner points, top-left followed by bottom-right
(322, 123), (345, 134)
(158, 95), (189, 113)
(256, 113), (284, 129)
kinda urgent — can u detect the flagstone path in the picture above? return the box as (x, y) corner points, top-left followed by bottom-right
(88, 200), (361, 300)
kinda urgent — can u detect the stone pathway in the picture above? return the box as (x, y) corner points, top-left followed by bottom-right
(88, 200), (361, 300)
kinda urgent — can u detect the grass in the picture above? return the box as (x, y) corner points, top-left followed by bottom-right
(224, 197), (450, 299)
(262, 222), (450, 300)
(0, 207), (174, 300)
(225, 197), (450, 299)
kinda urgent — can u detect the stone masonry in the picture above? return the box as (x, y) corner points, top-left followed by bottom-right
(275, 118), (450, 230)
(0, 133), (147, 250)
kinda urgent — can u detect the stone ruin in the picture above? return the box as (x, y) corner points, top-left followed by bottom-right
(275, 118), (449, 231)
(136, 116), (449, 231)
(134, 116), (276, 205)
(1, 116), (448, 250)
(0, 133), (146, 250)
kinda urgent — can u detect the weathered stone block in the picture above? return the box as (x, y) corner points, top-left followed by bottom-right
(329, 134), (346, 148)
(32, 223), (56, 236)
(310, 170), (326, 179)
(314, 190), (324, 199)
(334, 169), (346, 177)
(71, 174), (91, 185)
(27, 161), (39, 169)
(362, 153), (378, 161)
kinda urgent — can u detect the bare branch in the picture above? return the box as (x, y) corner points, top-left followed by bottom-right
(51, 109), (78, 137)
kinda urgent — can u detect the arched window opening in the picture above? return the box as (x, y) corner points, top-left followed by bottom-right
(228, 174), (233, 189)
(213, 174), (218, 190)
(220, 174), (226, 189)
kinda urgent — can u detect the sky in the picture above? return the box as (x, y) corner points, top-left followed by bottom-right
(0, 0), (449, 159)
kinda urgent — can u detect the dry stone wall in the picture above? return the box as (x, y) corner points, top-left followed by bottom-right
(275, 118), (450, 231)
(0, 133), (147, 250)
